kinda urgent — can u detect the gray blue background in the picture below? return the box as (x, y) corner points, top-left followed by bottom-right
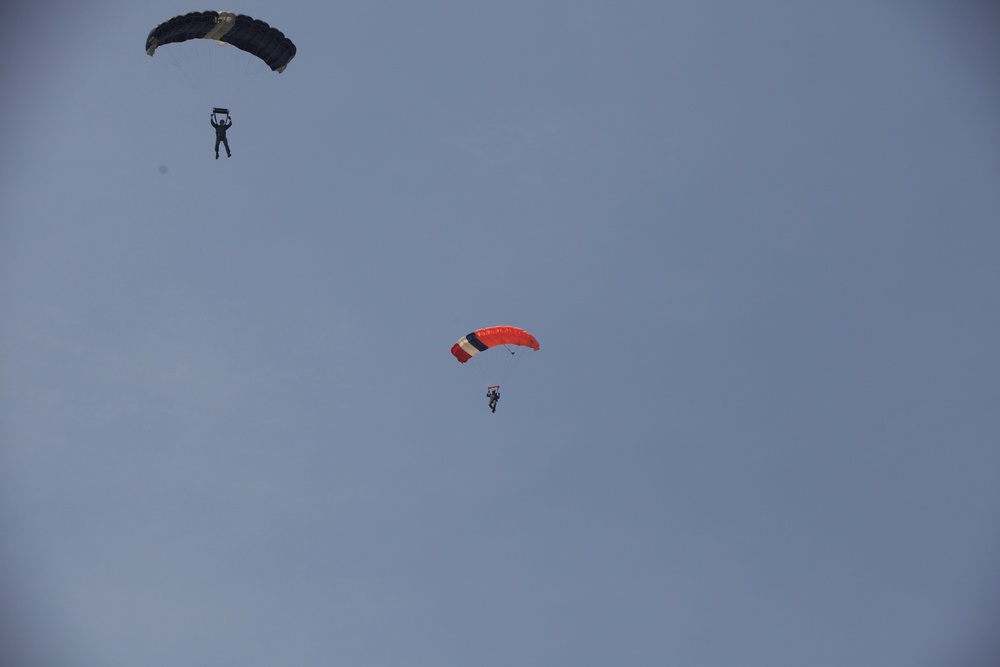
(2, 2), (999, 665)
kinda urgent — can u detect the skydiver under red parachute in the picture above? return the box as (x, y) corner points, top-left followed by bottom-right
(452, 326), (539, 413)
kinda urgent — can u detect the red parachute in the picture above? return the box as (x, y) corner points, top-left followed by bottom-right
(452, 326), (539, 411)
(451, 326), (540, 363)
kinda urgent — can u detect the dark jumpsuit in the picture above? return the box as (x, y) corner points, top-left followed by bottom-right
(211, 117), (232, 158)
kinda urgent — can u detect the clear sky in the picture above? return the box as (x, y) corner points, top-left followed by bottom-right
(2, 2), (1000, 666)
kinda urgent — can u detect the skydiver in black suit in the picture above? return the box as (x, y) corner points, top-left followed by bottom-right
(211, 113), (232, 159)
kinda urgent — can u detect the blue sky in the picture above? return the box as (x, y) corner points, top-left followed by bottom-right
(2, 2), (1000, 665)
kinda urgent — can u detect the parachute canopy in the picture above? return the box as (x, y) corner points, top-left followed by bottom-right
(451, 326), (540, 363)
(146, 11), (296, 73)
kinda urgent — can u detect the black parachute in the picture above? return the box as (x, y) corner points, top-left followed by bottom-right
(146, 11), (296, 73)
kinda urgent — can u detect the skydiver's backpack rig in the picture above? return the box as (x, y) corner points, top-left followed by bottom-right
(212, 108), (231, 124)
